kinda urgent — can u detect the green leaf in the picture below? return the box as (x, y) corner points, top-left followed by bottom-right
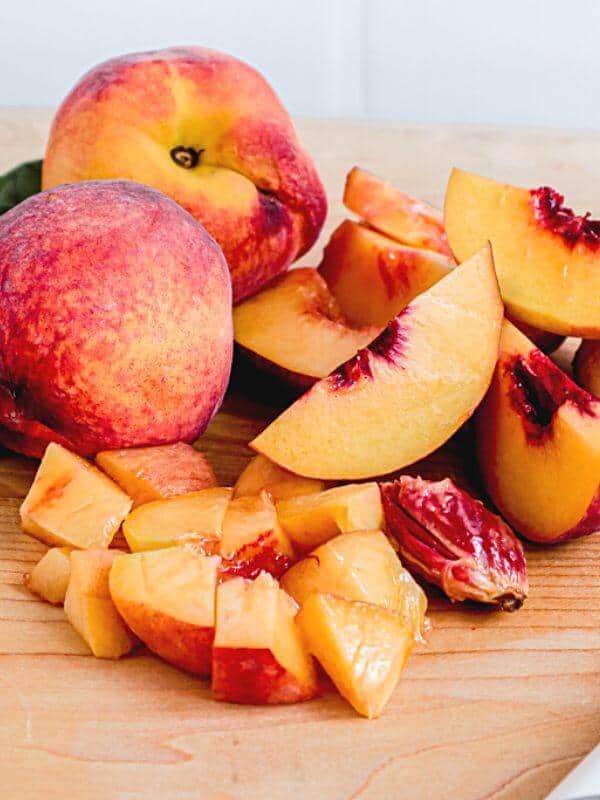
(0, 159), (43, 215)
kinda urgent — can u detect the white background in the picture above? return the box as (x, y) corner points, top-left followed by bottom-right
(1, 0), (599, 128)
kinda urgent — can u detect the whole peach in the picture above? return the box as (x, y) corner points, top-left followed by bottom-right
(0, 180), (233, 457)
(42, 47), (327, 303)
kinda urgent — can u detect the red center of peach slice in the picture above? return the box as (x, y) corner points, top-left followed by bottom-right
(329, 314), (409, 390)
(530, 187), (600, 249)
(507, 349), (597, 444)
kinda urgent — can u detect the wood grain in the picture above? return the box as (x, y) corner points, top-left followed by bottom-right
(1, 108), (599, 800)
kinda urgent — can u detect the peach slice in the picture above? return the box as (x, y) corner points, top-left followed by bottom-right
(64, 549), (138, 658)
(233, 454), (325, 502)
(109, 548), (220, 676)
(343, 167), (452, 256)
(296, 593), (413, 718)
(445, 169), (600, 336)
(318, 220), (454, 326)
(275, 483), (383, 551)
(574, 340), (600, 397)
(475, 320), (600, 543)
(252, 245), (503, 479)
(96, 443), (216, 508)
(20, 443), (132, 549)
(122, 487), (231, 552)
(212, 573), (318, 704)
(24, 546), (72, 605)
(381, 476), (528, 609)
(281, 531), (427, 637)
(219, 492), (295, 579)
(233, 268), (380, 388)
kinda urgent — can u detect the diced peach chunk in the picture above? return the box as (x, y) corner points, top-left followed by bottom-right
(64, 549), (138, 658)
(25, 546), (72, 605)
(296, 593), (413, 718)
(20, 443), (132, 549)
(281, 531), (427, 638)
(219, 491), (295, 579)
(275, 483), (383, 551)
(212, 573), (318, 704)
(109, 548), (220, 676)
(122, 487), (231, 552)
(233, 454), (325, 502)
(96, 442), (216, 508)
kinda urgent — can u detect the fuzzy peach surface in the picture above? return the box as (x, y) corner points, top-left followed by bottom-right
(42, 47), (327, 302)
(0, 180), (233, 457)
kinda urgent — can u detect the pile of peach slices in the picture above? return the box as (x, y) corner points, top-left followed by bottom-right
(21, 166), (600, 719)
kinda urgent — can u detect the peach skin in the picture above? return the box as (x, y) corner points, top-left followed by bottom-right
(476, 320), (600, 543)
(0, 180), (232, 458)
(42, 47), (327, 302)
(445, 168), (600, 336)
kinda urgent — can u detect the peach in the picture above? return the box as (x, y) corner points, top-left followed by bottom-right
(122, 487), (231, 552)
(42, 47), (326, 302)
(574, 340), (600, 397)
(507, 317), (564, 355)
(281, 531), (427, 637)
(233, 454), (325, 502)
(275, 483), (383, 551)
(252, 245), (502, 479)
(20, 443), (132, 549)
(212, 573), (318, 704)
(445, 169), (600, 336)
(381, 476), (528, 609)
(96, 443), (216, 508)
(475, 320), (600, 543)
(109, 548), (220, 676)
(296, 593), (413, 718)
(318, 220), (454, 326)
(0, 180), (232, 458)
(344, 167), (452, 256)
(65, 549), (138, 659)
(233, 268), (380, 388)
(219, 492), (295, 580)
(24, 547), (72, 605)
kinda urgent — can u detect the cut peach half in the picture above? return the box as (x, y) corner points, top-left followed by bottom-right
(276, 483), (383, 551)
(233, 267), (380, 388)
(476, 320), (600, 543)
(233, 454), (325, 502)
(252, 245), (503, 479)
(65, 549), (138, 659)
(445, 168), (600, 336)
(212, 573), (318, 704)
(109, 548), (220, 676)
(122, 487), (231, 552)
(25, 546), (72, 605)
(344, 167), (452, 256)
(296, 593), (413, 719)
(219, 491), (295, 579)
(20, 442), (132, 549)
(96, 443), (216, 508)
(281, 531), (427, 638)
(574, 340), (600, 397)
(318, 220), (454, 326)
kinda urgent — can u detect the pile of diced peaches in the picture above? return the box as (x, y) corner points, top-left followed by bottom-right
(21, 165), (600, 719)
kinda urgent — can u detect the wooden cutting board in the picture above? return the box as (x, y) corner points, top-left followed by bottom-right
(1, 108), (599, 800)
